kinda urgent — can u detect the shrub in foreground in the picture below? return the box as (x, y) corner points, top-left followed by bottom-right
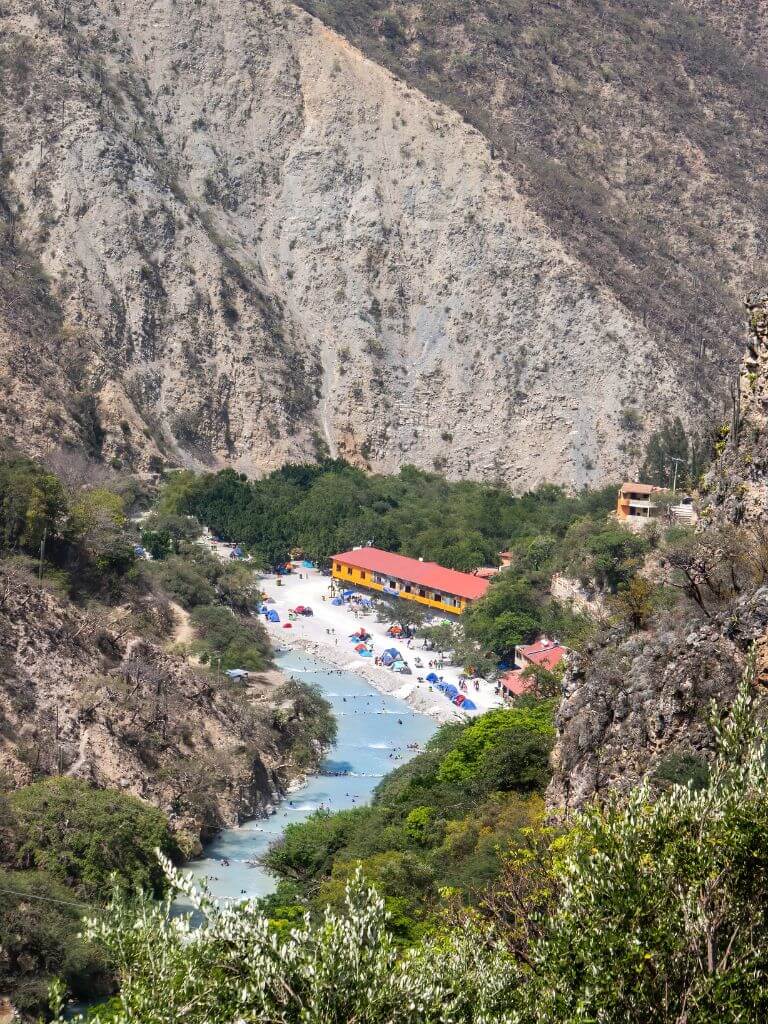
(55, 666), (768, 1023)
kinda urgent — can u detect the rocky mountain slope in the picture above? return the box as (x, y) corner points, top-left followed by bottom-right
(294, 0), (768, 390)
(0, 562), (304, 851)
(704, 290), (768, 524)
(548, 296), (768, 808)
(0, 0), (719, 488)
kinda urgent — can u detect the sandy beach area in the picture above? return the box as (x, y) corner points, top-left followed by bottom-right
(257, 567), (503, 724)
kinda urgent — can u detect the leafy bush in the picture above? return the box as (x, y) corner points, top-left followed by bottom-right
(7, 778), (180, 898)
(190, 605), (271, 671)
(157, 555), (217, 608)
(0, 869), (111, 1017)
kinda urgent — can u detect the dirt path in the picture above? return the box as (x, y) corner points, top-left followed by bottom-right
(169, 602), (195, 646)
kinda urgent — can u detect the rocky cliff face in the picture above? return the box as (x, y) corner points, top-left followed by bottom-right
(548, 588), (767, 809)
(704, 291), (768, 524)
(549, 296), (768, 809)
(0, 564), (297, 850)
(1, 0), (698, 488)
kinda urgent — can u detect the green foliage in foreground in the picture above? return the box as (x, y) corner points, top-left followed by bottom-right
(57, 669), (768, 1024)
(262, 702), (553, 937)
(5, 778), (180, 898)
(0, 870), (111, 1017)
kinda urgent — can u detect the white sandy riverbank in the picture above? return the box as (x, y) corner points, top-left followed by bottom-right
(259, 568), (502, 724)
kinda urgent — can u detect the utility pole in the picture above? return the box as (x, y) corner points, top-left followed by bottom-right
(667, 455), (685, 496)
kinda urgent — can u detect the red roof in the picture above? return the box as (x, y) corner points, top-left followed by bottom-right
(517, 640), (567, 672)
(332, 547), (490, 601)
(474, 567), (499, 579)
(500, 670), (534, 696)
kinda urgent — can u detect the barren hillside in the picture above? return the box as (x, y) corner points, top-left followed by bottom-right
(0, 0), (746, 486)
(0, 563), (291, 849)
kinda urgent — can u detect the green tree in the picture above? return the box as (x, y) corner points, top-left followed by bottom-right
(141, 528), (172, 560)
(0, 456), (67, 550)
(611, 575), (658, 628)
(0, 870), (110, 1017)
(191, 604), (271, 672)
(641, 416), (699, 489)
(8, 778), (179, 898)
(437, 702), (555, 783)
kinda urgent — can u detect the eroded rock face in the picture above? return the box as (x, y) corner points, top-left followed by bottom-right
(2, 0), (692, 485)
(0, 565), (289, 847)
(548, 587), (768, 810)
(704, 291), (768, 523)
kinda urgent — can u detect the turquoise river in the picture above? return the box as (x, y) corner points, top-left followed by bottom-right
(182, 648), (437, 902)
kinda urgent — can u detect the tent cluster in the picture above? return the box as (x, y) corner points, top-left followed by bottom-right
(426, 673), (477, 711)
(348, 628), (374, 659)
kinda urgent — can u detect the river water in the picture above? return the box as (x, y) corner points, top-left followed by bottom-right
(182, 648), (438, 902)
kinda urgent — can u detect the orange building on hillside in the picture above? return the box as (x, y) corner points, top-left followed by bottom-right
(616, 482), (664, 522)
(330, 547), (489, 614)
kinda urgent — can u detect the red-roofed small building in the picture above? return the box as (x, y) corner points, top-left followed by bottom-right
(330, 547), (489, 614)
(500, 636), (569, 699)
(499, 668), (533, 698)
(515, 637), (569, 672)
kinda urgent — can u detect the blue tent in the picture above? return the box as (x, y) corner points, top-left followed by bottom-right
(331, 597), (344, 606)
(426, 671), (440, 684)
(380, 653), (396, 666)
(342, 589), (355, 598)
(359, 649), (373, 658)
(461, 698), (477, 711)
(435, 682), (448, 692)
(443, 684), (459, 699)
(383, 648), (401, 659)
(267, 610), (280, 623)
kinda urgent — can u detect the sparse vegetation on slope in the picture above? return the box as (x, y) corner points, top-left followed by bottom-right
(295, 0), (768, 399)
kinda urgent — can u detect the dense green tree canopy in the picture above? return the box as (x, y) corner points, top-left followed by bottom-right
(7, 778), (180, 898)
(164, 461), (617, 569)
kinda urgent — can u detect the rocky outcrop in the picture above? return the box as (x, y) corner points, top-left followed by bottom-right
(704, 291), (768, 524)
(1, 0), (697, 487)
(0, 564), (299, 850)
(549, 294), (768, 809)
(548, 587), (768, 809)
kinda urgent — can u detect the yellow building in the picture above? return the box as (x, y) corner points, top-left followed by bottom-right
(330, 547), (490, 615)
